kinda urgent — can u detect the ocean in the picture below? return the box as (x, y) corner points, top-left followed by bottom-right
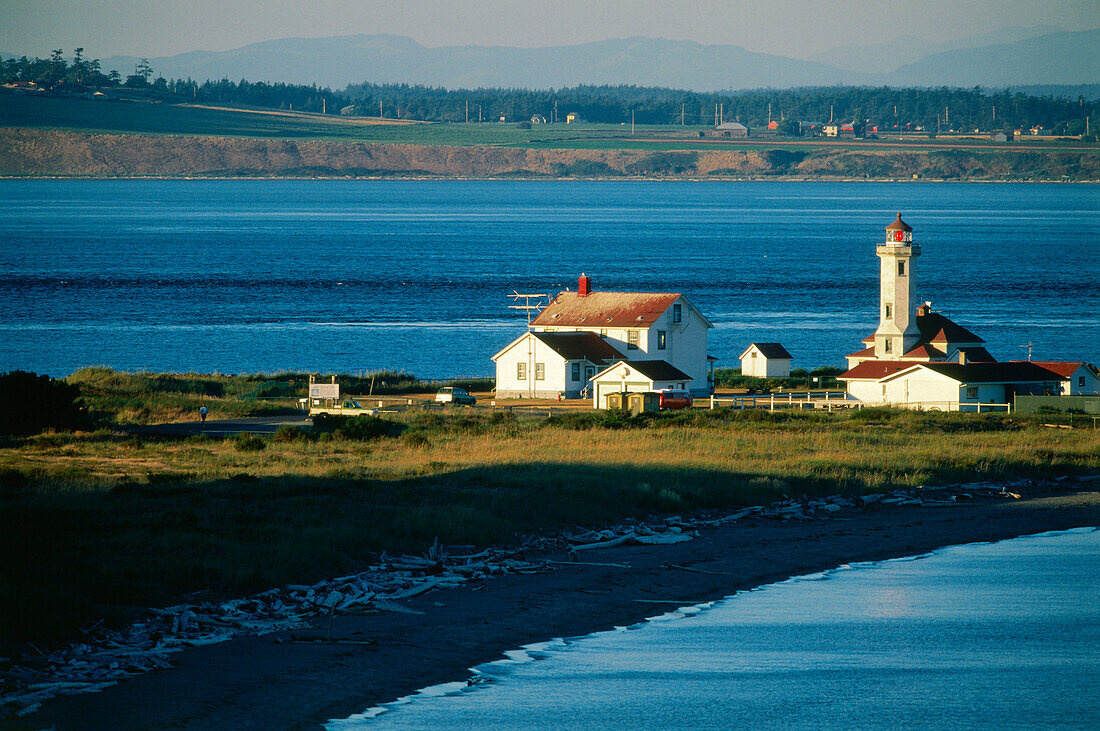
(1, 180), (1097, 378)
(330, 528), (1100, 730)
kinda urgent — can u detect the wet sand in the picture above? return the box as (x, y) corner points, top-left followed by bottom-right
(21, 485), (1100, 730)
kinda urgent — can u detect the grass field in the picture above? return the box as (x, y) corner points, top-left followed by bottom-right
(6, 93), (1090, 155)
(2, 401), (1098, 650)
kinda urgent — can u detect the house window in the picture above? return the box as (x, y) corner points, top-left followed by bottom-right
(672, 304), (682, 323)
(966, 386), (978, 399)
(898, 261), (906, 276)
(884, 339), (892, 354)
(1079, 376), (1086, 388)
(627, 330), (639, 350)
(657, 330), (666, 350)
(750, 351), (757, 359)
(517, 362), (527, 380)
(585, 366), (596, 380)
(535, 363), (545, 381)
(885, 303), (892, 319)
(571, 363), (581, 381)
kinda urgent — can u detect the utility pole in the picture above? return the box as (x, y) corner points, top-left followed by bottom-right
(380, 99), (383, 118)
(465, 100), (469, 123)
(720, 103), (723, 125)
(681, 104), (685, 126)
(714, 103), (718, 127)
(478, 105), (482, 123)
(631, 109), (635, 134)
(767, 102), (772, 125)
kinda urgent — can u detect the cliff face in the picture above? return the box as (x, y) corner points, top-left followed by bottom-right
(1, 128), (1096, 180)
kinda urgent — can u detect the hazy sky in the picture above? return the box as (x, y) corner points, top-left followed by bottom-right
(1, 0), (1098, 59)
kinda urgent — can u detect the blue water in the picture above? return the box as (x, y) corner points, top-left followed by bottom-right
(331, 528), (1100, 730)
(0, 180), (1096, 378)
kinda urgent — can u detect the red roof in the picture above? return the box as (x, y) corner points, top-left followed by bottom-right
(532, 291), (682, 328)
(838, 360), (911, 380)
(901, 343), (942, 359)
(1016, 361), (1085, 378)
(918, 312), (984, 345)
(846, 346), (875, 359)
(889, 362), (1063, 384)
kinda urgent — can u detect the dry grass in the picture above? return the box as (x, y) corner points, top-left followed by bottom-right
(2, 410), (1097, 650)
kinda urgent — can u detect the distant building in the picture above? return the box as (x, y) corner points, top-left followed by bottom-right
(990, 131), (1010, 143)
(714, 121), (748, 137)
(565, 112), (583, 124)
(530, 114), (547, 124)
(739, 343), (793, 378)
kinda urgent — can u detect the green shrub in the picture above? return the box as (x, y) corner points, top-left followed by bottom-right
(232, 432), (266, 452)
(272, 425), (307, 443)
(0, 370), (85, 435)
(403, 430), (431, 449)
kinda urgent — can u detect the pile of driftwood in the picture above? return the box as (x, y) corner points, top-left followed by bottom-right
(0, 547), (548, 718)
(0, 474), (1083, 718)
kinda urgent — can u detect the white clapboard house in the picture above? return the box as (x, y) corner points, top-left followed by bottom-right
(493, 274), (714, 402)
(838, 215), (1064, 410)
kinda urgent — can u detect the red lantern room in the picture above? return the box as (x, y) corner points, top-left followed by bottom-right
(885, 212), (913, 243)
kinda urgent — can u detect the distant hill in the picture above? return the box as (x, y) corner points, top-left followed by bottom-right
(807, 25), (1064, 73)
(19, 27), (1100, 92)
(97, 35), (869, 90)
(889, 28), (1100, 87)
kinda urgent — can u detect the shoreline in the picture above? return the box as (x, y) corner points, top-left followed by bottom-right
(18, 481), (1100, 730)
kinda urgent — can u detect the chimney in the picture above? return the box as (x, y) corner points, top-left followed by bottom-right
(578, 273), (591, 297)
(958, 350), (968, 364)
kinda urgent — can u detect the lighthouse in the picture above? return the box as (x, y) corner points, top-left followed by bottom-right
(873, 213), (922, 359)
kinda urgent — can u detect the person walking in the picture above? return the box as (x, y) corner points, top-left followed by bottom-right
(199, 404), (209, 424)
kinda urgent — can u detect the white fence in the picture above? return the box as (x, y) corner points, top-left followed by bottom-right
(708, 393), (1012, 413)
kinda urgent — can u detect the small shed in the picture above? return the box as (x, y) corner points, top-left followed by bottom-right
(739, 343), (793, 378)
(990, 131), (1010, 143)
(591, 360), (691, 409)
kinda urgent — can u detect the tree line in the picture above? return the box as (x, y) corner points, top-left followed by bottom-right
(3, 50), (1096, 134)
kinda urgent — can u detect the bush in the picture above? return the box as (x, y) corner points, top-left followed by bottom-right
(0, 370), (85, 435)
(403, 430), (431, 449)
(272, 425), (307, 443)
(232, 432), (266, 452)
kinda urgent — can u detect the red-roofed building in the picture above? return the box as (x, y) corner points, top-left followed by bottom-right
(493, 274), (714, 400)
(1014, 361), (1100, 395)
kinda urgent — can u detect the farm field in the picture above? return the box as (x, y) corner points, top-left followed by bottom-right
(4, 93), (1091, 154)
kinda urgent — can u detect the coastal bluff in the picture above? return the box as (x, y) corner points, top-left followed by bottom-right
(2, 127), (1096, 180)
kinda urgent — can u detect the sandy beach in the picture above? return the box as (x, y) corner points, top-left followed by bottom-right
(14, 480), (1099, 730)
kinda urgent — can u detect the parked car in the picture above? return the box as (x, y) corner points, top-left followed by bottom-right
(657, 389), (692, 410)
(435, 387), (476, 405)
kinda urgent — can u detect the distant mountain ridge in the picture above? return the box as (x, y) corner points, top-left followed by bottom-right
(10, 27), (1099, 91)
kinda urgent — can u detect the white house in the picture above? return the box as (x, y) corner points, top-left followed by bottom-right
(492, 274), (715, 399)
(491, 331), (623, 399)
(1022, 361), (1100, 396)
(863, 362), (1061, 411)
(590, 360), (693, 409)
(739, 343), (793, 378)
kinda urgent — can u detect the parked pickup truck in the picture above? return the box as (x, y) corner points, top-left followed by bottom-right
(435, 387), (477, 406)
(309, 399), (376, 418)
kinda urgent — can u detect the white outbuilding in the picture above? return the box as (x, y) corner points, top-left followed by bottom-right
(739, 343), (793, 378)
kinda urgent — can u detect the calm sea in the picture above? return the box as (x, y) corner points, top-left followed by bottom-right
(0, 180), (1096, 378)
(331, 528), (1100, 730)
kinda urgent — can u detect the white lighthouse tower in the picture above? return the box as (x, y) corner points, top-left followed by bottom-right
(873, 213), (922, 359)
